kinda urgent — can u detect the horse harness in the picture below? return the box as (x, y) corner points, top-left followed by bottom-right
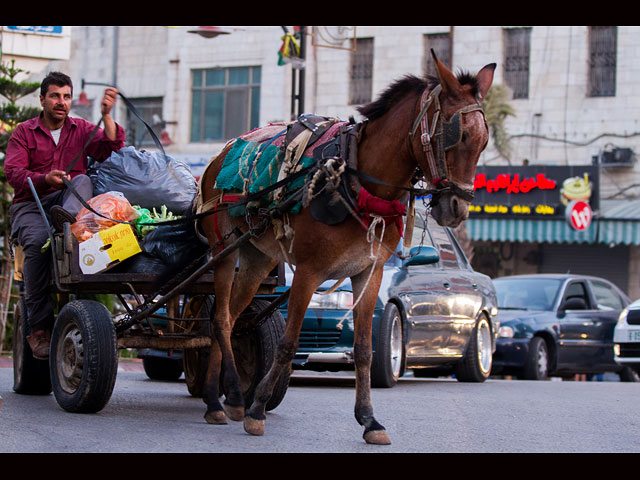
(409, 83), (488, 204)
(195, 82), (492, 247)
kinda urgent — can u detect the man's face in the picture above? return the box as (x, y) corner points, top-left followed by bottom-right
(40, 84), (72, 123)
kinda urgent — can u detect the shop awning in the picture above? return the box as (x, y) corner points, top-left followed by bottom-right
(466, 199), (640, 246)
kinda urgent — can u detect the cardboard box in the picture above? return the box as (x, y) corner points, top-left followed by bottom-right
(78, 223), (141, 274)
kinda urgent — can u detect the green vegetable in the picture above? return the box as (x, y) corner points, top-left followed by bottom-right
(133, 205), (181, 238)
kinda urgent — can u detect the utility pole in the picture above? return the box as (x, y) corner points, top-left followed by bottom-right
(282, 26), (306, 119)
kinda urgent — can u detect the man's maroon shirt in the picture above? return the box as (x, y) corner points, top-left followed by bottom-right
(5, 114), (125, 203)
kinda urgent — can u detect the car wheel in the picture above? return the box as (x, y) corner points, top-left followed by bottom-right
(455, 315), (493, 382)
(142, 356), (183, 381)
(618, 366), (640, 382)
(371, 303), (405, 388)
(519, 336), (549, 381)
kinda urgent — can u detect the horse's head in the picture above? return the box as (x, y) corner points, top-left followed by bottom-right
(413, 50), (495, 228)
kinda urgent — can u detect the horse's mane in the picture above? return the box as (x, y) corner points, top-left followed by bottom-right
(357, 70), (480, 121)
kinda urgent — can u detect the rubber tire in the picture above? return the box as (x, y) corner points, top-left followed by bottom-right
(519, 336), (549, 381)
(230, 299), (290, 411)
(50, 300), (118, 413)
(142, 356), (183, 381)
(371, 303), (405, 388)
(619, 366), (640, 382)
(183, 297), (290, 411)
(182, 296), (214, 397)
(456, 315), (493, 383)
(12, 298), (52, 395)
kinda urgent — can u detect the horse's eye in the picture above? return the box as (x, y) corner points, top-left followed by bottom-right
(461, 131), (468, 143)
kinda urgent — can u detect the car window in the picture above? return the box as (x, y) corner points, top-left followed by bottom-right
(426, 216), (460, 269)
(410, 212), (436, 248)
(446, 228), (472, 270)
(402, 211), (439, 269)
(590, 280), (625, 311)
(563, 281), (591, 309)
(494, 278), (561, 311)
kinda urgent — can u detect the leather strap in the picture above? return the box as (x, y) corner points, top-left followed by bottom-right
(409, 84), (485, 202)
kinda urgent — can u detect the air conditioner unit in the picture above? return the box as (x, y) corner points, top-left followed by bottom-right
(599, 147), (635, 167)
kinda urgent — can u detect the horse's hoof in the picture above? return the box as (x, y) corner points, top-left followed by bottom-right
(364, 429), (391, 445)
(204, 410), (227, 425)
(223, 404), (245, 422)
(243, 416), (265, 436)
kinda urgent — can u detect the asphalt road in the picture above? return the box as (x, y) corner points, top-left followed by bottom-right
(1, 359), (639, 453)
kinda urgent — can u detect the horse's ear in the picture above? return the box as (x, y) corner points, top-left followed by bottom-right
(475, 63), (497, 102)
(431, 49), (462, 97)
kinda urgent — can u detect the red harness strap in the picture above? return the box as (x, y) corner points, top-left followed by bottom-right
(212, 194), (243, 252)
(356, 187), (407, 236)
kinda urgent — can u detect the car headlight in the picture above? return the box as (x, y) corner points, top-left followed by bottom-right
(498, 325), (514, 338)
(618, 308), (629, 326)
(308, 291), (353, 310)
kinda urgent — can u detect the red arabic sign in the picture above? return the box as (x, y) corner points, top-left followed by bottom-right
(470, 166), (599, 220)
(474, 173), (557, 194)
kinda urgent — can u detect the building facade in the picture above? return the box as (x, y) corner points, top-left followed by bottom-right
(8, 25), (640, 298)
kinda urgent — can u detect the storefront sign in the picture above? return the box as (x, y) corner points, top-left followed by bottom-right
(469, 165), (599, 220)
(6, 26), (63, 35)
(565, 200), (592, 231)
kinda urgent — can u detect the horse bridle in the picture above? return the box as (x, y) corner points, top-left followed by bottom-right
(409, 84), (487, 203)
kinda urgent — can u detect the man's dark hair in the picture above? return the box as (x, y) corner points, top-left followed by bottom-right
(40, 71), (73, 97)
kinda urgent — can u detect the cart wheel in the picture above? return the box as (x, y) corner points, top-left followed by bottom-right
(181, 296), (214, 397)
(12, 298), (52, 395)
(182, 297), (290, 410)
(231, 298), (290, 412)
(50, 300), (118, 413)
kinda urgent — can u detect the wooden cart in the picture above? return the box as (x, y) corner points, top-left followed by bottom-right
(11, 192), (290, 415)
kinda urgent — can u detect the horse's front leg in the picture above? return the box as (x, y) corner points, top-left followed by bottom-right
(351, 265), (392, 445)
(244, 271), (318, 436)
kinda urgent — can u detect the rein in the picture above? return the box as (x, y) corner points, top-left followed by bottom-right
(60, 82), (188, 227)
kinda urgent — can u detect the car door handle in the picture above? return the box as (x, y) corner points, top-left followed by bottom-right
(472, 283), (478, 289)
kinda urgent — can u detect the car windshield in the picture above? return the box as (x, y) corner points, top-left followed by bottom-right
(494, 278), (562, 311)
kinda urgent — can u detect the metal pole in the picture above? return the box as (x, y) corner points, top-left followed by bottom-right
(298, 26), (306, 117)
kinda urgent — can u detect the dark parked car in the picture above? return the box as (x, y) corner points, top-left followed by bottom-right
(269, 213), (498, 387)
(492, 274), (639, 381)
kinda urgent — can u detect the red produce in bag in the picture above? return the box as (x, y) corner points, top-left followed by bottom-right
(71, 191), (140, 242)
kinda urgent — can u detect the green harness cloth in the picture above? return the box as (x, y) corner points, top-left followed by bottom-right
(214, 138), (314, 216)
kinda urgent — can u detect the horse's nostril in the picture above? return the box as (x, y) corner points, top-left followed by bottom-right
(451, 197), (459, 217)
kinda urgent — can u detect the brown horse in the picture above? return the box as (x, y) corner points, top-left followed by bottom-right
(196, 51), (495, 445)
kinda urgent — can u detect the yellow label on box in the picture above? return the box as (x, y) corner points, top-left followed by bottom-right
(79, 223), (141, 274)
(98, 223), (141, 261)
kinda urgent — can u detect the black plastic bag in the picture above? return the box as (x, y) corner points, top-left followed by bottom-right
(118, 221), (209, 275)
(93, 146), (197, 215)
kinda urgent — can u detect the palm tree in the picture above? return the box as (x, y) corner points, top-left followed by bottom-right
(482, 84), (516, 163)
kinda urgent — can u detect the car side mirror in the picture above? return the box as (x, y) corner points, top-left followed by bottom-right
(403, 246), (440, 267)
(559, 297), (588, 312)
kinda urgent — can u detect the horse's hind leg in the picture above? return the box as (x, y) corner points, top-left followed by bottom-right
(203, 236), (279, 424)
(202, 250), (242, 424)
(351, 266), (391, 445)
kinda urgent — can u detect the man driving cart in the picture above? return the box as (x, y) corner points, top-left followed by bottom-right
(4, 71), (125, 360)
